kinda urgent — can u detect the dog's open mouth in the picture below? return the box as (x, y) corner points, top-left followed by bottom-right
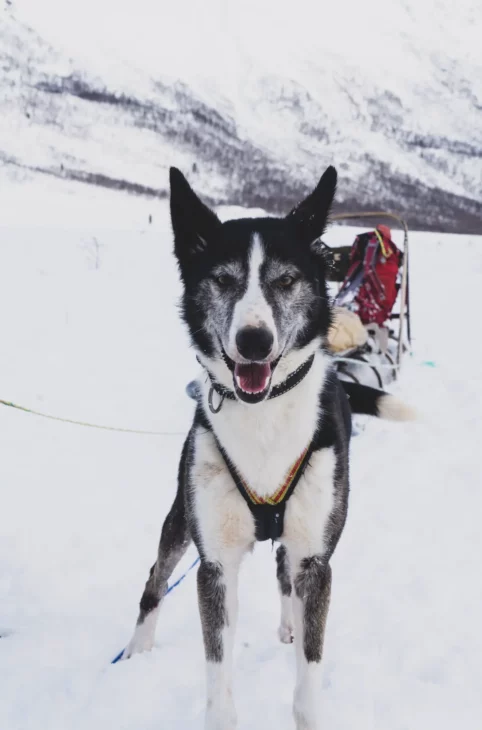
(234, 362), (271, 395)
(223, 351), (280, 404)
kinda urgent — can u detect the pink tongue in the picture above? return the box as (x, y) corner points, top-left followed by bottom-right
(235, 363), (271, 394)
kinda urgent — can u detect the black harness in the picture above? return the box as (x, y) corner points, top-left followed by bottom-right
(199, 354), (319, 542)
(215, 436), (315, 541)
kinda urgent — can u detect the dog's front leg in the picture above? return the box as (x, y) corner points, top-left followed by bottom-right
(291, 556), (332, 730)
(190, 427), (255, 728)
(198, 552), (241, 730)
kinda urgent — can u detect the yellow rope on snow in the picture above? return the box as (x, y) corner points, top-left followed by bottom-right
(0, 398), (183, 436)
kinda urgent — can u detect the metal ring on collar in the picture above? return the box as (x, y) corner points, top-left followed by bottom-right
(208, 385), (226, 414)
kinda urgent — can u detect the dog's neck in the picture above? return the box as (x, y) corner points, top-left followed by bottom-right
(196, 341), (330, 500)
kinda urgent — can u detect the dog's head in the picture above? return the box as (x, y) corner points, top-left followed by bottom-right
(170, 166), (337, 404)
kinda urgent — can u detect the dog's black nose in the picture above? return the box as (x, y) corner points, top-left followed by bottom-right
(236, 326), (274, 361)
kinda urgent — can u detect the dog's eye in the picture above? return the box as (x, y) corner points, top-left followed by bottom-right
(213, 273), (235, 288)
(276, 274), (297, 288)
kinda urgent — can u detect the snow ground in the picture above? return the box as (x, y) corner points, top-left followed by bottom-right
(0, 183), (481, 729)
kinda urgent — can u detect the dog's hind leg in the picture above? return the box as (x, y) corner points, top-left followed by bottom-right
(276, 545), (294, 644)
(292, 557), (332, 730)
(123, 444), (192, 659)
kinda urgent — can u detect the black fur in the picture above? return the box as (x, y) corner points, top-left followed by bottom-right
(312, 376), (351, 560)
(341, 380), (385, 416)
(295, 561), (332, 663)
(276, 545), (292, 597)
(197, 561), (227, 663)
(286, 166), (337, 246)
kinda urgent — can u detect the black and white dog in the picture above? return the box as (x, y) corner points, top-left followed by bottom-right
(123, 167), (412, 729)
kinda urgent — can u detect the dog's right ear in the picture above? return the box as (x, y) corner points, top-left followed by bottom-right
(169, 167), (221, 260)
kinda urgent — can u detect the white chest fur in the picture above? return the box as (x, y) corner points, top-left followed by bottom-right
(200, 349), (330, 500)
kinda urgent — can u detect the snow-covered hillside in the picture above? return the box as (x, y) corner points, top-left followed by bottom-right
(0, 184), (481, 729)
(1, 0), (481, 232)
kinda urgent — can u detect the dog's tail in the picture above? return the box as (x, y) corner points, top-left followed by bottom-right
(340, 381), (417, 422)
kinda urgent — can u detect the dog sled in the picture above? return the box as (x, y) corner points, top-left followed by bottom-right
(324, 212), (411, 389)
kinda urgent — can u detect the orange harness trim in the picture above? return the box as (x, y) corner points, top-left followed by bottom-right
(240, 448), (309, 506)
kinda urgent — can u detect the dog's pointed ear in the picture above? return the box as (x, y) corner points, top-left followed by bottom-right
(170, 167), (221, 259)
(286, 166), (337, 246)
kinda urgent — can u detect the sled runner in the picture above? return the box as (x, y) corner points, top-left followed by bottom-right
(325, 212), (411, 389)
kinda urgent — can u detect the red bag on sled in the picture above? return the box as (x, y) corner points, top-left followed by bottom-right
(335, 225), (402, 326)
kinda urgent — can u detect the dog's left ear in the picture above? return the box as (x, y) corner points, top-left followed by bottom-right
(170, 167), (221, 260)
(286, 166), (337, 247)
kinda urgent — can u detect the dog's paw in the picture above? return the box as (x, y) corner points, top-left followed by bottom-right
(278, 623), (294, 644)
(122, 635), (154, 660)
(122, 608), (160, 659)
